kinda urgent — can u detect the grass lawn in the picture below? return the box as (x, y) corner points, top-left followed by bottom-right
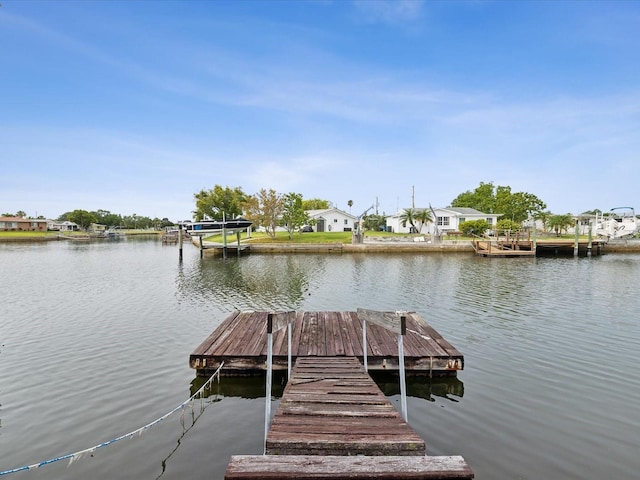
(204, 231), (353, 244)
(202, 230), (463, 244)
(0, 231), (56, 238)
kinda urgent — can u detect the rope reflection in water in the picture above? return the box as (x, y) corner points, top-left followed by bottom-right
(0, 363), (224, 477)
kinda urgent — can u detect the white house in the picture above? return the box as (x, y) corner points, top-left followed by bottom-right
(306, 208), (358, 232)
(47, 220), (79, 231)
(385, 207), (501, 235)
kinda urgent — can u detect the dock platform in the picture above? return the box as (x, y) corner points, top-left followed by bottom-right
(473, 239), (535, 257)
(190, 310), (464, 376)
(473, 237), (606, 257)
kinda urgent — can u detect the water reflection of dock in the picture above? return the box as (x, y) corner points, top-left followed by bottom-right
(190, 371), (464, 402)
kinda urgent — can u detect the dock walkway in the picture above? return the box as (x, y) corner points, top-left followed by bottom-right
(190, 310), (464, 376)
(266, 357), (424, 456)
(225, 356), (474, 479)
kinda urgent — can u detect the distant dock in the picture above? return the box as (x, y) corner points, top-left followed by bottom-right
(473, 237), (606, 257)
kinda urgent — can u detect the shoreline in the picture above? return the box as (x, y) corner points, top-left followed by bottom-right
(248, 241), (476, 254)
(202, 238), (640, 254)
(3, 234), (640, 253)
(0, 231), (160, 243)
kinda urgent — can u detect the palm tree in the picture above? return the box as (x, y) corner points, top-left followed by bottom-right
(413, 209), (433, 234)
(399, 208), (417, 233)
(548, 214), (574, 237)
(347, 200), (353, 214)
(534, 210), (552, 233)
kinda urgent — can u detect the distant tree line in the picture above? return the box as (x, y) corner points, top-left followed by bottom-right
(2, 209), (175, 231)
(4, 180), (622, 236)
(56, 209), (174, 231)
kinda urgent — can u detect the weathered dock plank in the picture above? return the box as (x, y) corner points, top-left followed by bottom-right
(190, 310), (464, 375)
(191, 310), (241, 356)
(266, 357), (426, 456)
(225, 454), (474, 479)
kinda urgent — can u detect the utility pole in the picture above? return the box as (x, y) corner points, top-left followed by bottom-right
(411, 185), (415, 209)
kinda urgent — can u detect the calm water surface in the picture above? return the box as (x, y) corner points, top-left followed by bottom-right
(1, 238), (639, 479)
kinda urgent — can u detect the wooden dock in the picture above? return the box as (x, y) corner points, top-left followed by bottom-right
(473, 239), (535, 257)
(190, 310), (464, 376)
(225, 357), (474, 479)
(266, 357), (425, 456)
(536, 238), (605, 256)
(473, 237), (606, 257)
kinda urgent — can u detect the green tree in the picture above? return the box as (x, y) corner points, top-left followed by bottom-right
(347, 200), (353, 213)
(15, 210), (27, 218)
(413, 209), (433, 234)
(68, 209), (97, 230)
(193, 185), (247, 221)
(495, 219), (522, 234)
(459, 219), (490, 237)
(534, 210), (552, 233)
(245, 188), (284, 239)
(362, 214), (386, 231)
(451, 181), (496, 213)
(93, 209), (123, 227)
(452, 181), (546, 223)
(280, 192), (309, 240)
(302, 198), (331, 210)
(499, 189), (546, 223)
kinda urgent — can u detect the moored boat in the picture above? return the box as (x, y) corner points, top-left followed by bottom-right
(594, 207), (639, 240)
(183, 217), (252, 236)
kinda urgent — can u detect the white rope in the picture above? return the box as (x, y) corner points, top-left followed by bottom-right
(0, 363), (224, 477)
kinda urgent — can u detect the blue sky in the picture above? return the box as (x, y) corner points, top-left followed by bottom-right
(2, 0), (639, 221)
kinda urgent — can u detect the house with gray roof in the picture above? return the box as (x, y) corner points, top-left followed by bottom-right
(385, 207), (501, 235)
(306, 208), (358, 232)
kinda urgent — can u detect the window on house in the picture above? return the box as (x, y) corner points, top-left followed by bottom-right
(437, 216), (450, 226)
(486, 218), (493, 225)
(344, 219), (348, 225)
(458, 217), (465, 224)
(333, 218), (338, 223)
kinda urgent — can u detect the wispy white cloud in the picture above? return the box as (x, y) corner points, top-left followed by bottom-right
(352, 0), (425, 26)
